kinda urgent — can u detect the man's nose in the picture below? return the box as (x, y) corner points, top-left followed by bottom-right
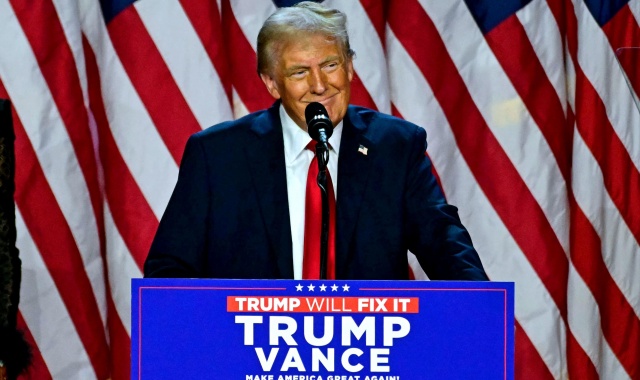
(308, 69), (327, 94)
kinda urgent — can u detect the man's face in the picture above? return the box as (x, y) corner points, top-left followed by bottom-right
(260, 34), (354, 130)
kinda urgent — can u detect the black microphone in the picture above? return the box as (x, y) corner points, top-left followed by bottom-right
(304, 102), (333, 280)
(305, 102), (333, 145)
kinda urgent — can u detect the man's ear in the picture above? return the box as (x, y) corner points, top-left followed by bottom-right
(260, 73), (281, 100)
(346, 58), (354, 82)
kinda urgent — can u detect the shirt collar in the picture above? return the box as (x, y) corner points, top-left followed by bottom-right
(281, 104), (343, 165)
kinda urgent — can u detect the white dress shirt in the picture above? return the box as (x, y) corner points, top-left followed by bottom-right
(280, 105), (342, 279)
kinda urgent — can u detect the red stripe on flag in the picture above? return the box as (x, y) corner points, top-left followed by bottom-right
(485, 15), (572, 181)
(575, 71), (640, 244)
(108, 6), (200, 163)
(563, 3), (640, 377)
(221, 0), (275, 113)
(544, 1), (601, 375)
(350, 72), (378, 110)
(602, 5), (640, 98)
(567, 325), (600, 380)
(515, 321), (555, 380)
(0, 85), (53, 380)
(388, 0), (570, 320)
(391, 102), (402, 119)
(9, 98), (109, 379)
(84, 37), (158, 269)
(9, 0), (105, 252)
(16, 313), (53, 380)
(100, 122), (157, 269)
(486, 14), (640, 376)
(564, 4), (640, 248)
(107, 297), (131, 380)
(359, 0), (386, 47)
(545, 0), (567, 35)
(570, 195), (640, 377)
(615, 48), (640, 101)
(180, 0), (232, 102)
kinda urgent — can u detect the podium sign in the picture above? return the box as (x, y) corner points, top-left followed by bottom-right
(132, 279), (514, 379)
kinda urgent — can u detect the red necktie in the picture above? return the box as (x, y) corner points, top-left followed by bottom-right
(303, 142), (336, 279)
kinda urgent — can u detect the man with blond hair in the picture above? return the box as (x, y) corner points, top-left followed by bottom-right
(145, 2), (488, 281)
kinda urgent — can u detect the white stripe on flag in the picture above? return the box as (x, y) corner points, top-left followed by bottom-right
(418, 0), (570, 253)
(105, 202), (144, 335)
(232, 87), (250, 119)
(567, 265), (630, 380)
(0, 1), (107, 325)
(80, 1), (179, 219)
(574, 0), (640, 169)
(566, 54), (578, 112)
(324, 0), (391, 113)
(16, 209), (97, 380)
(229, 0), (276, 52)
(387, 28), (567, 379)
(572, 130), (640, 317)
(135, 0), (233, 128)
(50, 0), (90, 108)
(386, 30), (444, 132)
(517, 0), (568, 113)
(630, 0), (640, 25)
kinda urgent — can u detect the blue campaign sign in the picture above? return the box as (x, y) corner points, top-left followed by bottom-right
(132, 279), (514, 380)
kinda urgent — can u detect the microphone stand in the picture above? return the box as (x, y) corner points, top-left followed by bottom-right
(314, 142), (330, 280)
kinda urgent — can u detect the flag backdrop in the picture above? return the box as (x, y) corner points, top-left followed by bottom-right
(0, 0), (639, 378)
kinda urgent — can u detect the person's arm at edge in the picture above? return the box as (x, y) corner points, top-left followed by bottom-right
(404, 126), (489, 281)
(144, 134), (210, 278)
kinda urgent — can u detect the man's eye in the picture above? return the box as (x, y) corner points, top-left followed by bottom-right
(291, 70), (306, 78)
(324, 63), (339, 71)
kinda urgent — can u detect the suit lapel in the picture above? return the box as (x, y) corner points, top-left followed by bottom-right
(336, 107), (374, 277)
(244, 103), (294, 278)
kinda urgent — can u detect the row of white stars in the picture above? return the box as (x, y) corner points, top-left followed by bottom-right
(295, 283), (350, 292)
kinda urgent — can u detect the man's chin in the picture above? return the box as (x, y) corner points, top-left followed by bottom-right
(328, 106), (348, 126)
(318, 95), (340, 110)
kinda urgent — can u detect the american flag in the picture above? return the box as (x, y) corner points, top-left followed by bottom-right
(0, 0), (638, 378)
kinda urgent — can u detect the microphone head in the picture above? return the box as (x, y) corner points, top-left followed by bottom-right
(305, 102), (333, 141)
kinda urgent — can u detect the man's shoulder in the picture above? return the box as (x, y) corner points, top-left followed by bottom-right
(192, 108), (273, 142)
(347, 105), (423, 138)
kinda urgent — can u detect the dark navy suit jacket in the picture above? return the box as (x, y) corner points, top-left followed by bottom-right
(144, 103), (488, 280)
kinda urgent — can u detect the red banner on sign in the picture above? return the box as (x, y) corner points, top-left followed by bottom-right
(227, 296), (419, 313)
